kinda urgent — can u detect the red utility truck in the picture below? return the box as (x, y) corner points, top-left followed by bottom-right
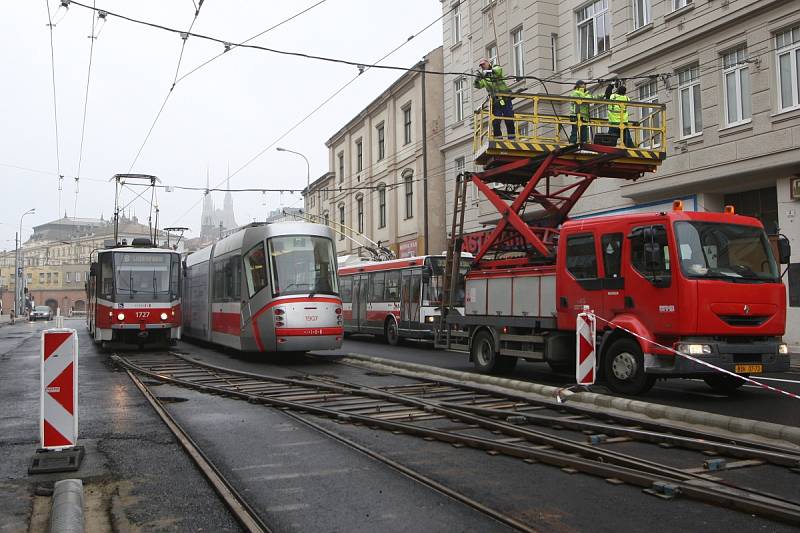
(438, 92), (790, 395)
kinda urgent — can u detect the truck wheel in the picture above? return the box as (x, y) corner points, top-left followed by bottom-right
(603, 338), (655, 395)
(703, 374), (745, 394)
(385, 318), (402, 346)
(472, 331), (498, 373)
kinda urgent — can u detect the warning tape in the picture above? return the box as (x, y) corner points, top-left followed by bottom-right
(590, 312), (800, 401)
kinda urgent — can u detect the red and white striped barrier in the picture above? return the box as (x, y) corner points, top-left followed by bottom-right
(590, 313), (800, 401)
(41, 329), (79, 449)
(576, 307), (596, 386)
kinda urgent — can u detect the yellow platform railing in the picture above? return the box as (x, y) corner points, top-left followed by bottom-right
(473, 92), (668, 155)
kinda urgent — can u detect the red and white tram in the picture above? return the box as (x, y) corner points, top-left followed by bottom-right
(182, 222), (342, 353)
(87, 239), (182, 347)
(338, 255), (471, 345)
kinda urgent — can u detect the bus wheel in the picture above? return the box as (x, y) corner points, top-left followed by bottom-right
(602, 338), (655, 395)
(703, 374), (745, 394)
(385, 318), (402, 347)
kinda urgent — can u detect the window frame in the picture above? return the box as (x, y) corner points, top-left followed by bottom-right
(576, 0), (610, 62)
(338, 204), (345, 240)
(243, 242), (269, 297)
(454, 77), (467, 122)
(376, 123), (386, 161)
(565, 233), (598, 281)
(776, 26), (800, 112)
(402, 105), (412, 146)
(337, 151), (344, 183)
(637, 80), (661, 148)
(378, 185), (387, 229)
(511, 27), (525, 77)
(677, 65), (702, 139)
(404, 173), (414, 219)
(486, 43), (498, 67)
(722, 47), (751, 127)
(356, 139), (363, 172)
(672, 0), (692, 12)
(632, 0), (650, 30)
(356, 195), (364, 234)
(452, 1), (461, 44)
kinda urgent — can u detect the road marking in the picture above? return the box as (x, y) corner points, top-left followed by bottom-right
(248, 468), (351, 482)
(264, 504), (310, 512)
(232, 463), (283, 471)
(747, 376), (800, 385)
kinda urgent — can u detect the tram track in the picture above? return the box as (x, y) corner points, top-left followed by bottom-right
(113, 351), (800, 527)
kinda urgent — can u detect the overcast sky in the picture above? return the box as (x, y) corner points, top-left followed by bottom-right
(1, 0), (443, 247)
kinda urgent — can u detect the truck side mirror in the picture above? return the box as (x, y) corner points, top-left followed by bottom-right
(778, 236), (791, 265)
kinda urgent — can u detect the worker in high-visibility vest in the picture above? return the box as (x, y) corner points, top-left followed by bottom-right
(569, 80), (593, 144)
(474, 58), (516, 139)
(608, 85), (635, 148)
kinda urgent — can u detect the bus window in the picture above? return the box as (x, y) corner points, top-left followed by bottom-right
(340, 277), (353, 303)
(370, 272), (385, 302)
(385, 270), (401, 301)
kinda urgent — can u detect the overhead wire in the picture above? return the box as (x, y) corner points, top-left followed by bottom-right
(167, 2), (458, 229)
(74, 1), (99, 219)
(44, 0), (64, 219)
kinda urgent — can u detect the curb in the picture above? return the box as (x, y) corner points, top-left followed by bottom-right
(343, 353), (800, 447)
(49, 479), (84, 533)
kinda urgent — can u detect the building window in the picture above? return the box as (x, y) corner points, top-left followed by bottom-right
(356, 139), (363, 172)
(672, 0), (692, 11)
(486, 43), (497, 66)
(632, 0), (650, 30)
(452, 2), (461, 43)
(638, 80), (661, 148)
(47, 273), (52, 284)
(403, 106), (412, 145)
(338, 204), (345, 240)
(454, 77), (467, 122)
(309, 194), (315, 209)
(377, 123), (385, 161)
(722, 47), (751, 126)
(776, 26), (800, 111)
(356, 196), (364, 233)
(678, 65), (702, 138)
(378, 185), (387, 229)
(39, 273), (44, 283)
(65, 271), (71, 283)
(404, 172), (414, 219)
(577, 0), (610, 62)
(53, 272), (58, 283)
(455, 156), (473, 203)
(550, 34), (557, 71)
(338, 151), (344, 183)
(511, 27), (524, 77)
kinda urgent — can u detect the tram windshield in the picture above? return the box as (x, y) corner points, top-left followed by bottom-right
(268, 236), (339, 297)
(424, 257), (472, 306)
(114, 252), (179, 302)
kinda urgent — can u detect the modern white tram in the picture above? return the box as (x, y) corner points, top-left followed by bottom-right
(182, 222), (343, 352)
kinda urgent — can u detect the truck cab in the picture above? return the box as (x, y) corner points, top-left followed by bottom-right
(556, 205), (790, 394)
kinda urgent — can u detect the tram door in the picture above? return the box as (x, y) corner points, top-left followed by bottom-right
(353, 274), (368, 330)
(400, 269), (421, 329)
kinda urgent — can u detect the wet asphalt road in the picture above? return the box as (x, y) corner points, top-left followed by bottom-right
(326, 335), (800, 428)
(3, 319), (798, 531)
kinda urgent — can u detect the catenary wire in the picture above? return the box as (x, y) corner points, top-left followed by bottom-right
(74, 0), (98, 218)
(45, 0), (63, 218)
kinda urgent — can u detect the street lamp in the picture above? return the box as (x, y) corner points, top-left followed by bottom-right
(16, 208), (35, 314)
(276, 147), (311, 205)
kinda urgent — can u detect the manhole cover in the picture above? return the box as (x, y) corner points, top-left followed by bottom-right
(156, 396), (189, 404)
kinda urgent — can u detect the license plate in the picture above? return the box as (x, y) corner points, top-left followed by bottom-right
(735, 364), (762, 374)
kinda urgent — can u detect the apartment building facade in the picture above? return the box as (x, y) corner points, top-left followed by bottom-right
(308, 47), (446, 259)
(442, 0), (800, 344)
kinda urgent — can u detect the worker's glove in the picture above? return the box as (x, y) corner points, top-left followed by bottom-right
(483, 69), (493, 77)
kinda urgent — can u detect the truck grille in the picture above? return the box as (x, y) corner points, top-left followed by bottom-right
(719, 315), (768, 327)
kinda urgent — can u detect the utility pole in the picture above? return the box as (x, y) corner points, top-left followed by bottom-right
(421, 56), (430, 255)
(16, 208), (35, 314)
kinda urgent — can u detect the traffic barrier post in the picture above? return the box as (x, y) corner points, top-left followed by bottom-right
(29, 328), (85, 474)
(576, 307), (596, 386)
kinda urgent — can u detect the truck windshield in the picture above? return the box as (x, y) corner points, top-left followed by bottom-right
(424, 257), (472, 306)
(114, 252), (179, 302)
(674, 221), (778, 282)
(268, 235), (339, 297)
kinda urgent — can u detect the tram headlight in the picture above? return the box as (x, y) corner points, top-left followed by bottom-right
(779, 343), (789, 355)
(117, 313), (125, 321)
(160, 312), (169, 321)
(425, 316), (435, 323)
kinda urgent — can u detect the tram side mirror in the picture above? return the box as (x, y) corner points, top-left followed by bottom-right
(778, 236), (791, 265)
